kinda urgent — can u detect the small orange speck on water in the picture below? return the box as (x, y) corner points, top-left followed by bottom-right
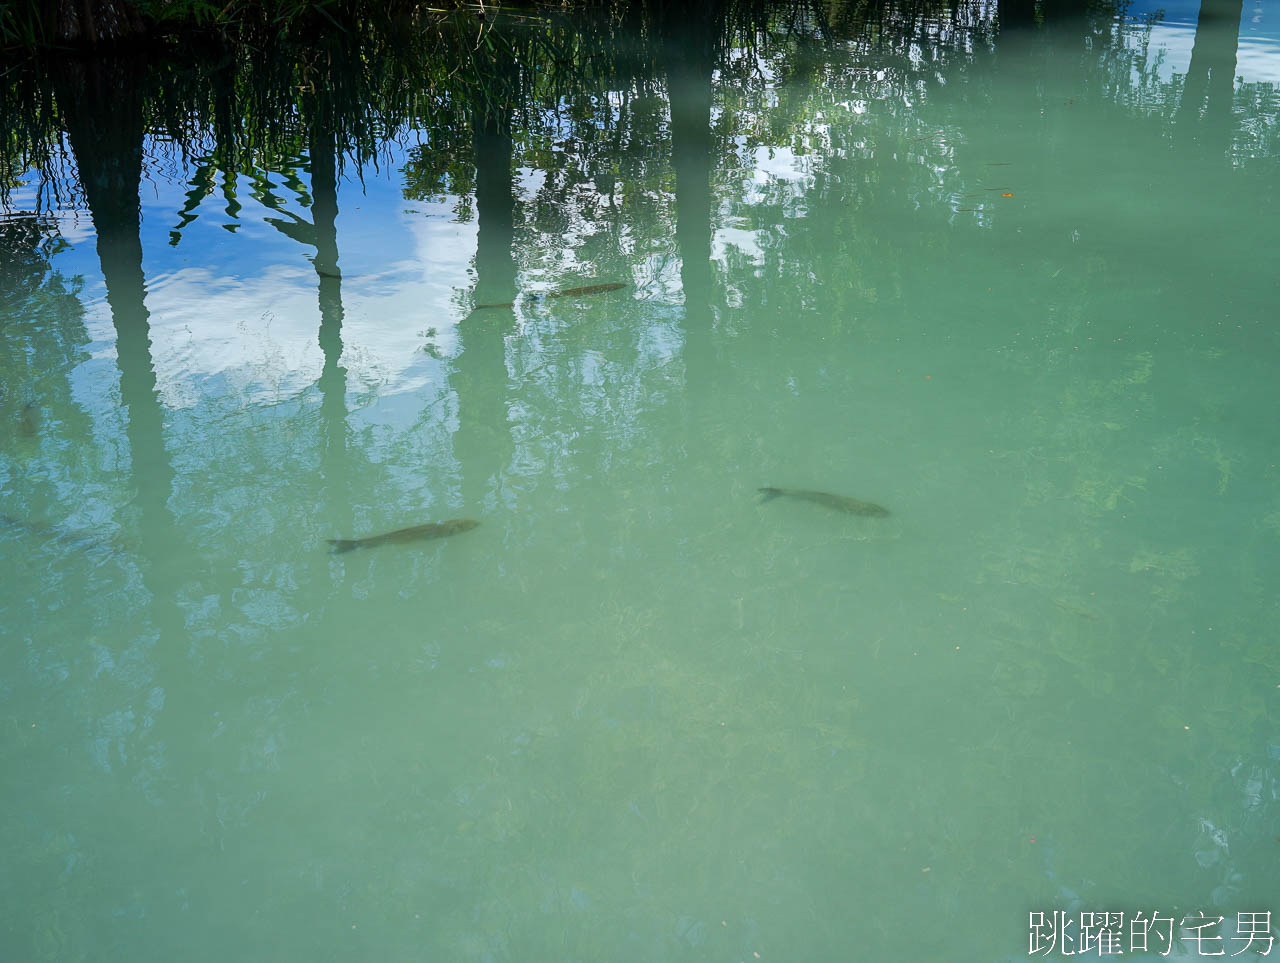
(1001, 193), (1014, 197)
(925, 375), (931, 379)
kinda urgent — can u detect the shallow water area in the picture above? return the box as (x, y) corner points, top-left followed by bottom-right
(2, 1), (1279, 959)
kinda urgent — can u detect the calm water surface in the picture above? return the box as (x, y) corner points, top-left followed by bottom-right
(2, 2), (1279, 960)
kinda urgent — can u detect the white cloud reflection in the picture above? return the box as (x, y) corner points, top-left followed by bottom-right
(125, 204), (476, 410)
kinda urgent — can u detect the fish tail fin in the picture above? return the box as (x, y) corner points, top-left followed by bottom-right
(327, 539), (359, 554)
(758, 487), (784, 503)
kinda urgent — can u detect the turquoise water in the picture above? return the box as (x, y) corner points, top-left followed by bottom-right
(3, 3), (1279, 960)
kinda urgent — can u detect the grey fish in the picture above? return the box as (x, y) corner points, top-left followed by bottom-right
(472, 281), (626, 311)
(547, 281), (626, 298)
(758, 487), (890, 517)
(327, 518), (479, 553)
(17, 402), (41, 438)
(0, 513), (130, 553)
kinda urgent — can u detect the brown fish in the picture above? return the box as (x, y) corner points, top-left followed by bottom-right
(328, 519), (479, 553)
(758, 487), (890, 517)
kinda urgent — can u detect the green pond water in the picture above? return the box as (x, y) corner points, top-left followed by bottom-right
(2, 2), (1279, 960)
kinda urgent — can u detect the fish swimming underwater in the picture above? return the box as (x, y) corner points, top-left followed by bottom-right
(327, 519), (479, 553)
(547, 281), (627, 298)
(758, 487), (890, 517)
(472, 281), (627, 310)
(17, 402), (41, 438)
(0, 513), (131, 553)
